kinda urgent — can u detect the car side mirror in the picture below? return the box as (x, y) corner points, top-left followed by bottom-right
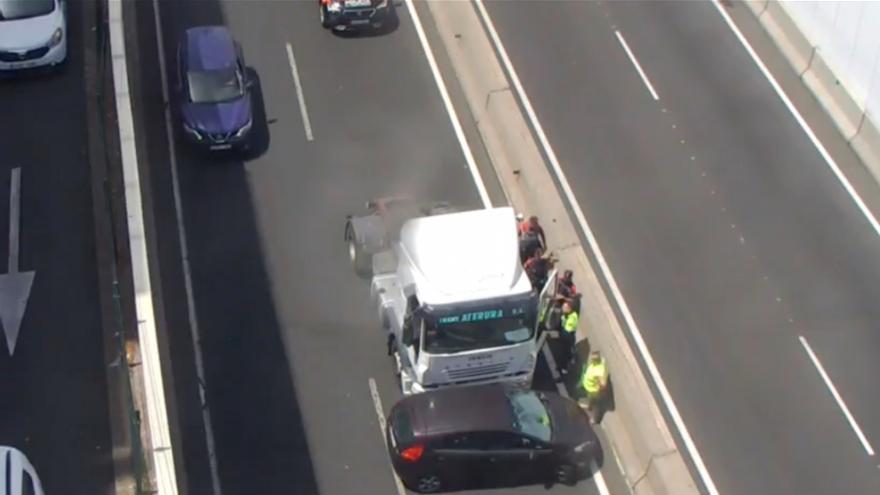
(245, 78), (255, 89)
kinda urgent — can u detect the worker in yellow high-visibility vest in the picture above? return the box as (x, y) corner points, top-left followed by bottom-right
(580, 350), (609, 423)
(556, 301), (578, 375)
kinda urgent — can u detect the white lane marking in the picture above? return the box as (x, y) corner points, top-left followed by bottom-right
(108, 0), (179, 490)
(8, 167), (20, 273)
(541, 345), (611, 495)
(472, 1), (720, 493)
(151, 0), (223, 492)
(285, 42), (315, 142)
(614, 30), (660, 101)
(404, 0), (492, 208)
(368, 378), (409, 495)
(798, 336), (875, 456)
(710, 1), (880, 240)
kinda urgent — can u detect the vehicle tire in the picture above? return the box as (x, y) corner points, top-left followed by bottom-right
(345, 223), (372, 277)
(411, 473), (443, 493)
(319, 3), (332, 28)
(555, 463), (576, 486)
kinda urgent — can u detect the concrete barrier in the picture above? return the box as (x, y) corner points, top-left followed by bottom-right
(754, 1), (815, 76)
(108, 0), (179, 492)
(747, 1), (880, 185)
(424, 2), (700, 494)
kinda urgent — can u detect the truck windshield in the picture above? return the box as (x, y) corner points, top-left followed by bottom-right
(422, 312), (534, 354)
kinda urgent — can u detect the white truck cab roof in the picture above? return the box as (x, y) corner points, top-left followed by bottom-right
(398, 207), (532, 305)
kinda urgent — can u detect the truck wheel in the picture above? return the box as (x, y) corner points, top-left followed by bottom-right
(349, 238), (372, 277)
(345, 223), (372, 277)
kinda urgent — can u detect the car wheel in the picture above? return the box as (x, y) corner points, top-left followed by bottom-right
(414, 474), (442, 493)
(555, 463), (576, 486)
(319, 4), (333, 28)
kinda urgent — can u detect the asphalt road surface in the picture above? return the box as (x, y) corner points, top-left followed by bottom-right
(481, 1), (880, 494)
(0, 1), (116, 493)
(129, 0), (622, 494)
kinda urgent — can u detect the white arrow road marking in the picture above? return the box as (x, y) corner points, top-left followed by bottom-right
(1, 167), (35, 357)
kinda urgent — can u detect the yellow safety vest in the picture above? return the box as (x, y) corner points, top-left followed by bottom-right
(582, 358), (607, 394)
(561, 311), (578, 334)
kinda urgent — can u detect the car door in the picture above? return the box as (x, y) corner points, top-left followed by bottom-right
(478, 431), (542, 484)
(536, 268), (558, 349)
(429, 433), (484, 484)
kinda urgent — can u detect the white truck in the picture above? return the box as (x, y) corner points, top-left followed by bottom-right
(344, 198), (557, 395)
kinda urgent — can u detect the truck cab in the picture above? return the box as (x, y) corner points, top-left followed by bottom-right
(349, 204), (556, 395)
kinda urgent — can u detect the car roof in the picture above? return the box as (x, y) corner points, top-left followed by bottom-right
(402, 384), (517, 438)
(184, 26), (236, 71)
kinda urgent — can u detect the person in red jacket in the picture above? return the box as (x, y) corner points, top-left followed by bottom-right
(518, 216), (546, 262)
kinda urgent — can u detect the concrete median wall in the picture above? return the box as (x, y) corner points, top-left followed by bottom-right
(424, 2), (700, 494)
(745, 0), (880, 185)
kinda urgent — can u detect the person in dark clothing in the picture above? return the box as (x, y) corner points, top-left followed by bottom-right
(518, 215), (547, 262)
(524, 248), (554, 289)
(557, 269), (577, 299)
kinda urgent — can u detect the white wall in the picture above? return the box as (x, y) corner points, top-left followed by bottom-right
(781, 1), (880, 119)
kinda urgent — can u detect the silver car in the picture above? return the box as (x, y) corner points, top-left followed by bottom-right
(0, 446), (44, 495)
(0, 0), (67, 73)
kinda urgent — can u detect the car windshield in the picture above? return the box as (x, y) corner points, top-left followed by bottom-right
(506, 388), (552, 442)
(187, 68), (243, 104)
(0, 0), (55, 20)
(423, 310), (534, 354)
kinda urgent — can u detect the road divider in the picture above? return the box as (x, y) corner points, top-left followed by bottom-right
(107, 0), (179, 492)
(422, 1), (703, 494)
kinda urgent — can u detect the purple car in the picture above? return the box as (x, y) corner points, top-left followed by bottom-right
(176, 26), (253, 151)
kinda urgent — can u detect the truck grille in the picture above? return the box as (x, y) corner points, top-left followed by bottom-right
(445, 362), (509, 381)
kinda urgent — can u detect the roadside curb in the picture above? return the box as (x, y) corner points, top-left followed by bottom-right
(744, 0), (880, 186)
(423, 2), (700, 495)
(107, 0), (180, 492)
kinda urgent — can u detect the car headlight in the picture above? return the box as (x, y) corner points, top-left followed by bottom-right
(377, 0), (389, 8)
(182, 122), (203, 140)
(234, 119), (253, 138)
(49, 28), (64, 48)
(326, 1), (343, 12)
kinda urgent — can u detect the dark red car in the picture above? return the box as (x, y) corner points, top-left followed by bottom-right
(386, 384), (600, 493)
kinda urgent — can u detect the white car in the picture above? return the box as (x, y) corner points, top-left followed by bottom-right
(0, 0), (67, 73)
(0, 446), (44, 495)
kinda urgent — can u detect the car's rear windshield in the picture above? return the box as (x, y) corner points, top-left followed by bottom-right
(187, 68), (243, 104)
(506, 388), (551, 442)
(390, 406), (415, 446)
(0, 0), (55, 20)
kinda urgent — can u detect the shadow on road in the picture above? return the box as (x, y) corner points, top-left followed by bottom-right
(125, 0), (320, 493)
